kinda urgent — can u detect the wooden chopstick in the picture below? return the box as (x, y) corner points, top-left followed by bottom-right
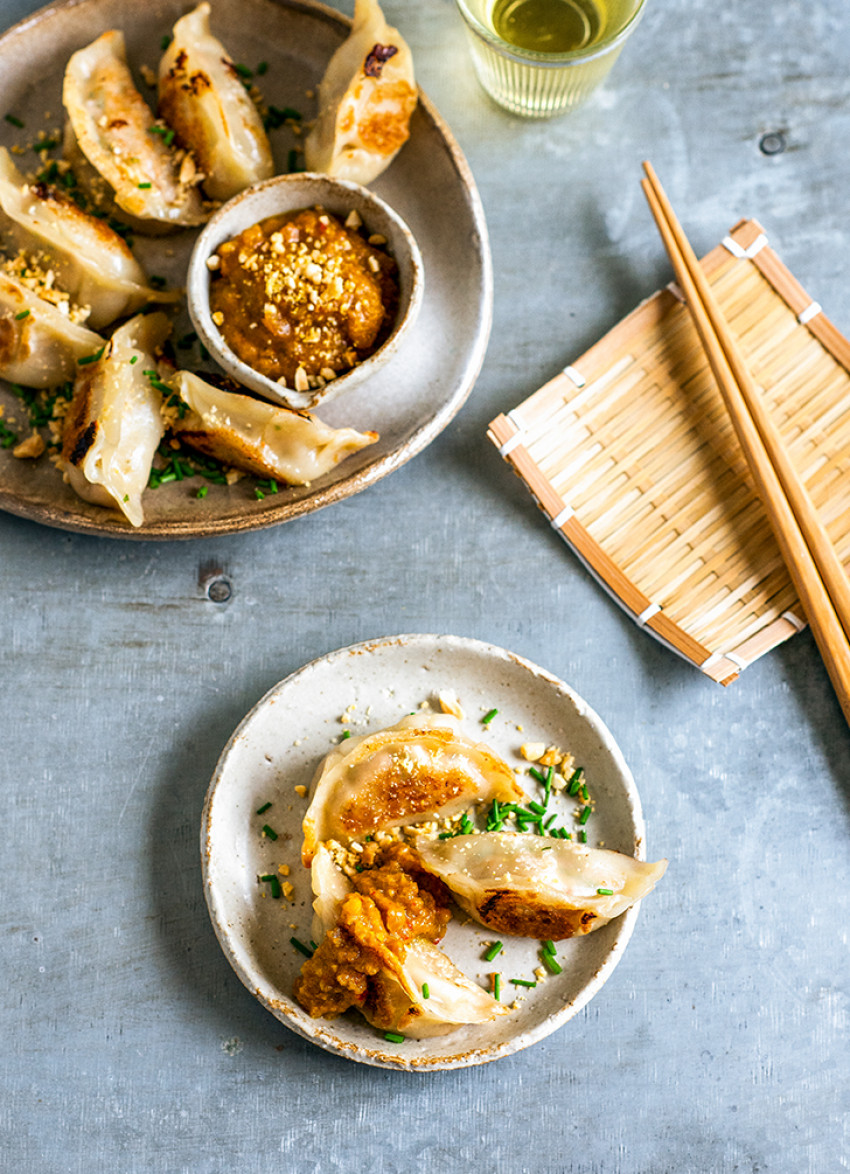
(641, 162), (850, 724)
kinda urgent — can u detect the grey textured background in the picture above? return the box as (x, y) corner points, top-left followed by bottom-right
(2, 1), (849, 1171)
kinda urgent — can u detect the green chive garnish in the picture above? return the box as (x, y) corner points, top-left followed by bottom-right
(160, 34), (172, 50)
(510, 978), (537, 988)
(542, 940), (556, 955)
(580, 784), (589, 802)
(542, 953), (562, 975)
(14, 309), (29, 320)
(340, 730), (351, 740)
(137, 181), (152, 189)
(77, 346), (105, 365)
(482, 708), (498, 725)
(195, 486), (208, 499)
(254, 488), (265, 500)
(421, 983), (430, 999)
(568, 769), (584, 796)
(578, 829), (587, 843)
(260, 873), (281, 899)
(384, 1032), (405, 1043)
(493, 973), (501, 1001)
(4, 114), (24, 128)
(528, 766), (546, 785)
(256, 802), (272, 815)
(290, 936), (313, 957)
(579, 805), (592, 825)
(129, 355), (138, 364)
(597, 887), (613, 896)
(261, 824), (278, 840)
(484, 941), (503, 962)
(528, 801), (546, 816)
(234, 62), (253, 78)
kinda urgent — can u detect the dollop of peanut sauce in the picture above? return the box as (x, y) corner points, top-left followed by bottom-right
(209, 207), (399, 386)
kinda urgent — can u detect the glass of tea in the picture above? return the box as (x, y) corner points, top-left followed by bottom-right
(455, 0), (648, 117)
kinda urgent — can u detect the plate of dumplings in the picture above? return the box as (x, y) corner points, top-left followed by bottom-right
(0, 0), (491, 538)
(201, 634), (667, 1070)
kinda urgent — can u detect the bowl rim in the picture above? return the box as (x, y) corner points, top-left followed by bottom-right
(186, 171), (425, 412)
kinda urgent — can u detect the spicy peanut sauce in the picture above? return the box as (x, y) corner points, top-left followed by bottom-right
(209, 208), (399, 387)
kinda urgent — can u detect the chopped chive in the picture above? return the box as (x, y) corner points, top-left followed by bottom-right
(340, 730), (351, 740)
(160, 33), (172, 50)
(354, 863), (364, 873)
(597, 887), (614, 896)
(437, 831), (453, 839)
(493, 973), (501, 1001)
(286, 147), (300, 173)
(234, 62), (253, 78)
(579, 805), (592, 825)
(256, 802), (272, 815)
(129, 355), (138, 364)
(261, 824), (278, 840)
(384, 1032), (405, 1043)
(559, 828), (572, 840)
(77, 346), (105, 365)
(195, 486), (208, 499)
(14, 309), (30, 320)
(256, 61), (269, 75)
(254, 488), (265, 500)
(544, 765), (554, 804)
(580, 784), (589, 802)
(578, 829), (587, 844)
(542, 953), (562, 975)
(528, 766), (546, 785)
(484, 941), (503, 962)
(528, 801), (546, 816)
(421, 983), (430, 1000)
(137, 181), (152, 189)
(259, 873), (281, 899)
(482, 708), (498, 725)
(289, 936), (313, 957)
(4, 114), (24, 128)
(568, 768), (584, 796)
(542, 940), (556, 955)
(510, 978), (537, 988)
(543, 814), (557, 830)
(309, 941), (318, 951)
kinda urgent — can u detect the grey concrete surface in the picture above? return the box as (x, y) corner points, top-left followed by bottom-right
(2, 1), (849, 1171)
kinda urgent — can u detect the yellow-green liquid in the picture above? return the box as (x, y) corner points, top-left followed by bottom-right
(491, 0), (605, 52)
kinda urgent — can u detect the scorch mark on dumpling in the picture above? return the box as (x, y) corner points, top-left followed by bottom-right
(158, 3), (273, 202)
(63, 29), (206, 230)
(415, 833), (668, 940)
(304, 0), (418, 184)
(301, 713), (526, 865)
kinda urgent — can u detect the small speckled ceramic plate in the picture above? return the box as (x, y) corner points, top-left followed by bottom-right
(0, 0), (490, 539)
(201, 634), (656, 1071)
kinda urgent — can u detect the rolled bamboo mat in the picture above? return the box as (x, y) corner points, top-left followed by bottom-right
(488, 219), (850, 685)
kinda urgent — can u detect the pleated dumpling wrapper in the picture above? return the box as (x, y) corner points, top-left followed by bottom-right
(298, 843), (508, 1038)
(415, 833), (668, 940)
(63, 30), (206, 230)
(60, 311), (171, 527)
(301, 713), (526, 865)
(0, 271), (103, 389)
(0, 149), (177, 329)
(158, 3), (274, 202)
(304, 0), (417, 184)
(166, 370), (378, 484)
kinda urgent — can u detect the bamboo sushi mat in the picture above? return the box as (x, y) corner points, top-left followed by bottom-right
(488, 219), (850, 685)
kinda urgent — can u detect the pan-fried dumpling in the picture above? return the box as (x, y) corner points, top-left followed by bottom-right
(0, 149), (177, 329)
(0, 270), (103, 388)
(63, 30), (206, 230)
(298, 847), (507, 1038)
(301, 714), (526, 865)
(415, 833), (668, 940)
(60, 311), (171, 527)
(304, 0), (417, 184)
(158, 3), (274, 202)
(166, 370), (378, 483)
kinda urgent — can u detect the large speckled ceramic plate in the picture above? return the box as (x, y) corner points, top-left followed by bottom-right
(0, 0), (491, 539)
(201, 634), (659, 1071)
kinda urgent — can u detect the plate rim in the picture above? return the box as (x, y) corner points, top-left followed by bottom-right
(201, 633), (649, 1071)
(0, 0), (493, 541)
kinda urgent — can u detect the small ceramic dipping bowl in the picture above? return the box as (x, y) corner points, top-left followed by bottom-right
(186, 173), (424, 413)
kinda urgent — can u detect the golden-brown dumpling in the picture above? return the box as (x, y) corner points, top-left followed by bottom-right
(63, 30), (206, 230)
(158, 3), (274, 202)
(0, 270), (103, 389)
(415, 833), (668, 940)
(166, 370), (378, 484)
(301, 714), (526, 865)
(304, 0), (417, 184)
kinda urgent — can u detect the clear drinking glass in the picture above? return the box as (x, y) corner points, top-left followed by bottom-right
(455, 0), (647, 118)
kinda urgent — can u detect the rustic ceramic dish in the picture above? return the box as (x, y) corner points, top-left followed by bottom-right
(187, 173), (424, 412)
(201, 634), (657, 1071)
(0, 0), (491, 539)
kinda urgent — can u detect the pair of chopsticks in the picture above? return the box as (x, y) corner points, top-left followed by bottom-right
(641, 161), (850, 725)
